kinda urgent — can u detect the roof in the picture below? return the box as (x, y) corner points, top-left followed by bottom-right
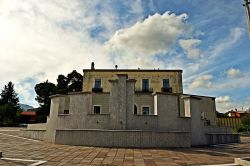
(83, 69), (182, 72)
(20, 111), (36, 116)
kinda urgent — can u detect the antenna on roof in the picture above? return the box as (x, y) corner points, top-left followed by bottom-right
(115, 65), (118, 70)
(243, 0), (250, 38)
(91, 62), (95, 70)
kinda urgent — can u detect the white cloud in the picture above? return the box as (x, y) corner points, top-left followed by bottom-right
(226, 68), (242, 78)
(215, 96), (232, 112)
(179, 39), (201, 59)
(216, 96), (230, 103)
(189, 74), (213, 89)
(215, 95), (250, 113)
(0, 0), (118, 106)
(210, 27), (243, 58)
(106, 11), (188, 68)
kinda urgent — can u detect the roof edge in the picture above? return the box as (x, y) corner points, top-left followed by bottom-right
(83, 69), (183, 72)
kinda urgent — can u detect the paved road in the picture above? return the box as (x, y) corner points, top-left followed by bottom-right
(0, 127), (249, 166)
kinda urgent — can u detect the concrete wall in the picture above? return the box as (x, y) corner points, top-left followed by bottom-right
(206, 133), (240, 145)
(55, 129), (191, 147)
(189, 97), (234, 146)
(134, 93), (154, 115)
(92, 93), (109, 114)
(27, 123), (47, 130)
(22, 73), (239, 147)
(20, 130), (46, 141)
(83, 70), (183, 93)
(155, 93), (191, 131)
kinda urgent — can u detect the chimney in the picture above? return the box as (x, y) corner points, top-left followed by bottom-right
(115, 65), (118, 69)
(91, 62), (95, 70)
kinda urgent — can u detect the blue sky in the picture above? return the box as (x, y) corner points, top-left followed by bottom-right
(0, 0), (249, 112)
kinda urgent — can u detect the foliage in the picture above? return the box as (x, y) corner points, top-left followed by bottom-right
(240, 113), (250, 132)
(34, 80), (56, 122)
(34, 70), (83, 122)
(0, 82), (20, 126)
(0, 82), (19, 105)
(56, 74), (68, 94)
(67, 70), (83, 92)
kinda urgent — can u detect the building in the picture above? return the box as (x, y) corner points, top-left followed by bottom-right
(20, 110), (36, 124)
(21, 63), (239, 147)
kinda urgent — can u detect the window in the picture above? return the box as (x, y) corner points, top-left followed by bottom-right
(162, 79), (172, 92)
(64, 110), (69, 114)
(93, 105), (101, 114)
(163, 79), (170, 88)
(142, 79), (149, 91)
(94, 79), (102, 89)
(142, 106), (150, 115)
(134, 105), (137, 115)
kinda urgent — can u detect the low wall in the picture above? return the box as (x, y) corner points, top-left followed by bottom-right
(206, 133), (240, 145)
(20, 129), (46, 141)
(27, 123), (47, 130)
(55, 129), (191, 147)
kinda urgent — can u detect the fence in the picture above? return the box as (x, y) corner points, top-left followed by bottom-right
(216, 117), (242, 130)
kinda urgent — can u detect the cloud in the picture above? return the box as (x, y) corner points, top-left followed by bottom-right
(106, 11), (188, 68)
(215, 96), (232, 112)
(226, 68), (243, 78)
(216, 96), (230, 103)
(179, 39), (201, 59)
(210, 27), (243, 58)
(0, 0), (119, 106)
(189, 74), (213, 89)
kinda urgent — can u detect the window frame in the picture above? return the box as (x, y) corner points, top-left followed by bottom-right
(93, 105), (101, 114)
(93, 78), (102, 89)
(163, 79), (170, 89)
(141, 79), (150, 91)
(141, 105), (150, 115)
(134, 104), (138, 115)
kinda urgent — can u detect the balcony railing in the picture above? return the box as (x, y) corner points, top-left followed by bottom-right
(161, 87), (172, 93)
(92, 87), (103, 93)
(135, 87), (153, 93)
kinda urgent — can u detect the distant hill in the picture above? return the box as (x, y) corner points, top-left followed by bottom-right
(20, 104), (34, 111)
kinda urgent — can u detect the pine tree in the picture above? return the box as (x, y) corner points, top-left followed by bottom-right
(0, 82), (20, 126)
(0, 82), (19, 105)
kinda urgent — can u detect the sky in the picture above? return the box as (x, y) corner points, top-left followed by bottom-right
(0, 0), (249, 112)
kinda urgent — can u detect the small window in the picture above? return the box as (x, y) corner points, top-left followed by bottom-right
(64, 110), (69, 114)
(134, 105), (137, 115)
(163, 79), (170, 88)
(142, 79), (149, 91)
(93, 105), (101, 114)
(94, 79), (102, 89)
(142, 106), (150, 115)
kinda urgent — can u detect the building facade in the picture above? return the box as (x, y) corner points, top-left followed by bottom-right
(21, 64), (239, 147)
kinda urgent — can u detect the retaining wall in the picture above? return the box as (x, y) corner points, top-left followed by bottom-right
(54, 129), (191, 147)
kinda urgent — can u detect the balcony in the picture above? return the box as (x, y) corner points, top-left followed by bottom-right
(161, 87), (172, 93)
(92, 87), (103, 93)
(135, 87), (153, 93)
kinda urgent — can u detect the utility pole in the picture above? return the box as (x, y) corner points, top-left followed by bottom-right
(243, 0), (250, 38)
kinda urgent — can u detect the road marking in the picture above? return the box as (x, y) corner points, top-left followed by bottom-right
(0, 132), (40, 142)
(1, 157), (47, 166)
(199, 164), (238, 166)
(194, 149), (232, 155)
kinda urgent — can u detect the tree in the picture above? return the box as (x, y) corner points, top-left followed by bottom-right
(0, 82), (19, 105)
(67, 70), (83, 92)
(34, 70), (83, 122)
(241, 113), (250, 132)
(56, 74), (68, 94)
(0, 82), (20, 126)
(35, 80), (56, 122)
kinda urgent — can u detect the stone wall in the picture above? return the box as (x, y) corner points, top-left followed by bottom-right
(55, 129), (191, 147)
